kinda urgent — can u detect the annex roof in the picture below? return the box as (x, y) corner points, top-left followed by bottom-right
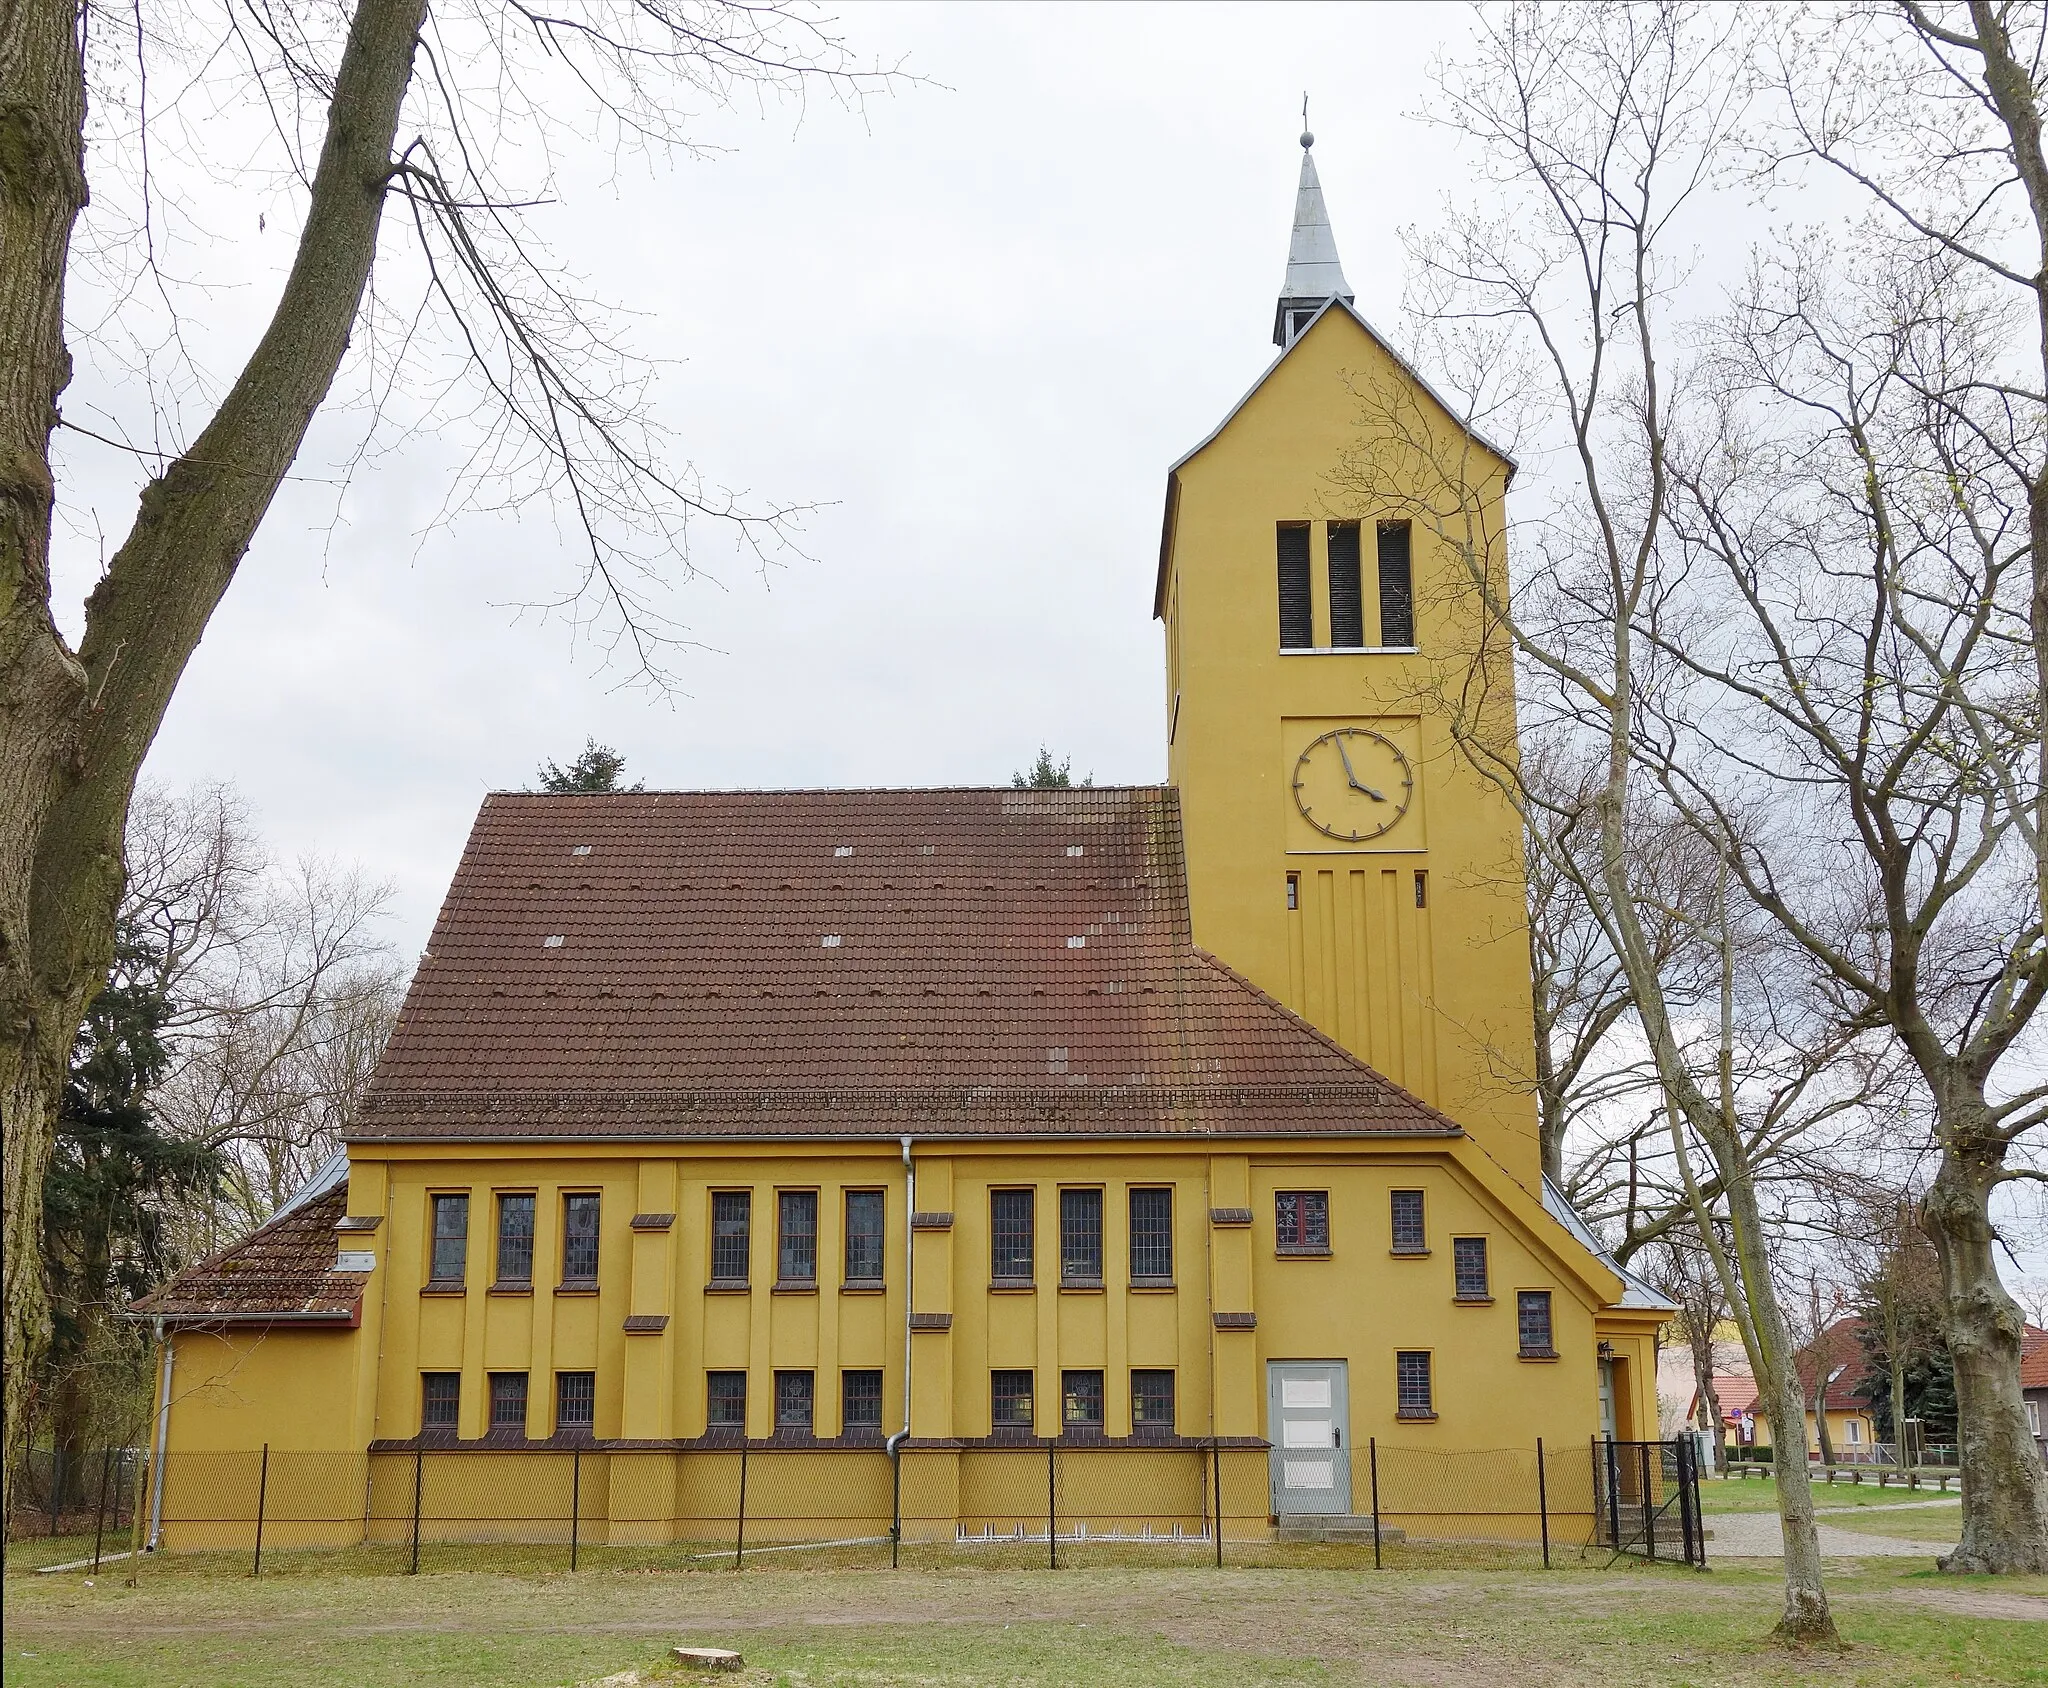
(1540, 1177), (1676, 1313)
(131, 1185), (363, 1327)
(352, 786), (1464, 1144)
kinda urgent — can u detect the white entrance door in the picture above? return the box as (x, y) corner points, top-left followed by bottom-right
(1597, 1359), (1618, 1442)
(1267, 1361), (1351, 1515)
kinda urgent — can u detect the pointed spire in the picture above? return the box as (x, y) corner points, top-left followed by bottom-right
(1273, 120), (1354, 348)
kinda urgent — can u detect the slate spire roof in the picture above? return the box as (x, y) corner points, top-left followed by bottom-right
(352, 786), (1461, 1143)
(1274, 130), (1354, 346)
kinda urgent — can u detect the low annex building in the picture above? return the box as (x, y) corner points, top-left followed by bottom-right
(137, 132), (1673, 1546)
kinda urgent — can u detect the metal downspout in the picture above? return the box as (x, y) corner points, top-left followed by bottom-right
(885, 1135), (915, 1558)
(147, 1317), (173, 1549)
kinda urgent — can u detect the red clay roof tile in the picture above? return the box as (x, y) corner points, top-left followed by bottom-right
(132, 1187), (362, 1325)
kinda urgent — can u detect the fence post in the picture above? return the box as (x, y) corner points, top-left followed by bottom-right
(1602, 1439), (1621, 1554)
(126, 1451), (148, 1587)
(734, 1439), (748, 1571)
(252, 1444), (270, 1578)
(409, 1445), (424, 1576)
(890, 1445), (903, 1570)
(1211, 1440), (1223, 1570)
(92, 1449), (113, 1574)
(1369, 1437), (1382, 1570)
(1640, 1441), (1656, 1562)
(570, 1444), (581, 1573)
(49, 1446), (62, 1537)
(1046, 1438), (1057, 1571)
(1536, 1437), (1550, 1570)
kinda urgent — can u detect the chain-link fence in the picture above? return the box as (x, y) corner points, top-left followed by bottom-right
(9, 1438), (1703, 1578)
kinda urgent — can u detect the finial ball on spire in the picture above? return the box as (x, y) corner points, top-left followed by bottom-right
(1300, 130), (1314, 149)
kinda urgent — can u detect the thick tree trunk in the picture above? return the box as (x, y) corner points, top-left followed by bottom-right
(1922, 1136), (2048, 1573)
(0, 0), (92, 1535)
(0, 0), (425, 1535)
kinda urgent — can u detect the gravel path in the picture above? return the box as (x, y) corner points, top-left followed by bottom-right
(1708, 1510), (1948, 1559)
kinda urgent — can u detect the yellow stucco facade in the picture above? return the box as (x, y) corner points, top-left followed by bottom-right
(145, 183), (1670, 1548)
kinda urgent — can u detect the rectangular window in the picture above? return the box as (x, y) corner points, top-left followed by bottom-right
(430, 1194), (469, 1284)
(991, 1369), (1035, 1430)
(1377, 521), (1414, 647)
(1453, 1236), (1490, 1300)
(1396, 1351), (1434, 1418)
(706, 1371), (747, 1430)
(711, 1190), (751, 1283)
(1131, 1369), (1176, 1435)
(495, 1193), (535, 1283)
(1327, 521), (1364, 647)
(991, 1188), (1035, 1282)
(1062, 1369), (1105, 1430)
(1414, 869), (1428, 909)
(2028, 1400), (2042, 1436)
(1286, 873), (1299, 911)
(844, 1189), (886, 1282)
(778, 1190), (819, 1284)
(489, 1371), (528, 1432)
(842, 1369), (884, 1434)
(1391, 1190), (1427, 1254)
(561, 1192), (600, 1282)
(1518, 1290), (1556, 1357)
(421, 1372), (460, 1434)
(1129, 1188), (1174, 1281)
(1277, 524), (1313, 648)
(556, 1371), (596, 1433)
(1275, 1190), (1330, 1252)
(774, 1369), (815, 1434)
(1059, 1188), (1104, 1283)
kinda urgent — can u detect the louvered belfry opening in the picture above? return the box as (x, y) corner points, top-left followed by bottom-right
(1277, 523), (1313, 648)
(1377, 520), (1415, 648)
(1326, 521), (1363, 648)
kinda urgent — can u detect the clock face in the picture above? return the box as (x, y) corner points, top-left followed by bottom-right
(1292, 729), (1415, 843)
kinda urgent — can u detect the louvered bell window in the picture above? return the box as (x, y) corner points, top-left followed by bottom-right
(1327, 522), (1364, 647)
(1377, 521), (1414, 647)
(1277, 525), (1313, 648)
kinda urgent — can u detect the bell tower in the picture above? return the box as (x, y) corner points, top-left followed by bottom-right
(1156, 132), (1541, 1185)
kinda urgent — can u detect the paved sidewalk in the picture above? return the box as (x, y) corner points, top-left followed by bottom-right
(1709, 1510), (1949, 1558)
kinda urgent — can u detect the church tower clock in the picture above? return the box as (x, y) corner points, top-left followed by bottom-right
(1157, 131), (1541, 1185)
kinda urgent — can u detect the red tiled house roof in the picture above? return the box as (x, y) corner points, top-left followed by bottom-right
(131, 1187), (363, 1326)
(352, 787), (1464, 1143)
(1796, 1316), (1878, 1414)
(2021, 1325), (2048, 1392)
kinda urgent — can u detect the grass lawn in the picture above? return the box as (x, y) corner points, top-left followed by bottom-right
(1820, 1506), (1965, 1546)
(6, 1554), (2044, 1688)
(1702, 1478), (1962, 1514)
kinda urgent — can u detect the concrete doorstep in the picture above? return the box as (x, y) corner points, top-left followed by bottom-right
(1274, 1514), (1407, 1545)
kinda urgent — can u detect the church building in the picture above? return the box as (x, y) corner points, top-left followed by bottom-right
(137, 134), (1670, 1542)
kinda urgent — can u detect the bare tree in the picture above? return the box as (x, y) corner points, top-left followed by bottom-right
(1648, 1226), (1733, 1466)
(0, 0), (892, 1515)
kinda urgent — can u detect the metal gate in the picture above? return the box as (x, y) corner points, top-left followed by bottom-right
(1593, 1438), (1705, 1567)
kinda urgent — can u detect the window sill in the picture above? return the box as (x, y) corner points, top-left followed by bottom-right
(988, 1279), (1037, 1293)
(487, 1282), (534, 1298)
(771, 1280), (819, 1296)
(1452, 1295), (1494, 1306)
(1274, 1246), (1332, 1258)
(1518, 1349), (1560, 1362)
(1129, 1280), (1177, 1293)
(1279, 645), (1420, 657)
(1058, 1280), (1105, 1294)
(1390, 1247), (1431, 1259)
(1395, 1410), (1439, 1421)
(421, 1284), (467, 1297)
(554, 1282), (599, 1298)
(840, 1279), (885, 1295)
(705, 1279), (751, 1295)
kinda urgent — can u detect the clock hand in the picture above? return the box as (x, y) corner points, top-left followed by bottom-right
(1333, 736), (1387, 802)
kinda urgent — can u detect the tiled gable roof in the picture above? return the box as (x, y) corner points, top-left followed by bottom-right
(2022, 1324), (2048, 1392)
(132, 1187), (362, 1325)
(354, 786), (1460, 1142)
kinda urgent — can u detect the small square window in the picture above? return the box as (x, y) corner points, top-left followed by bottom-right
(489, 1371), (528, 1432)
(1391, 1190), (1427, 1253)
(421, 1372), (460, 1434)
(496, 1194), (535, 1283)
(842, 1369), (884, 1434)
(711, 1191), (751, 1282)
(1276, 1190), (1330, 1252)
(707, 1370), (747, 1430)
(1060, 1188), (1103, 1283)
(1396, 1351), (1434, 1418)
(1129, 1188), (1173, 1281)
(844, 1190), (885, 1282)
(556, 1371), (596, 1433)
(775, 1369), (814, 1435)
(991, 1189), (1035, 1281)
(1517, 1290), (1556, 1357)
(1286, 874), (1300, 911)
(1062, 1370), (1105, 1431)
(1453, 1237), (1489, 1300)
(778, 1190), (818, 1284)
(561, 1192), (600, 1281)
(991, 1369), (1035, 1430)
(430, 1195), (469, 1283)
(1131, 1370), (1175, 1435)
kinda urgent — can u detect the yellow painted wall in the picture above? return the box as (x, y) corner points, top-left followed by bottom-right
(1161, 306), (1539, 1184)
